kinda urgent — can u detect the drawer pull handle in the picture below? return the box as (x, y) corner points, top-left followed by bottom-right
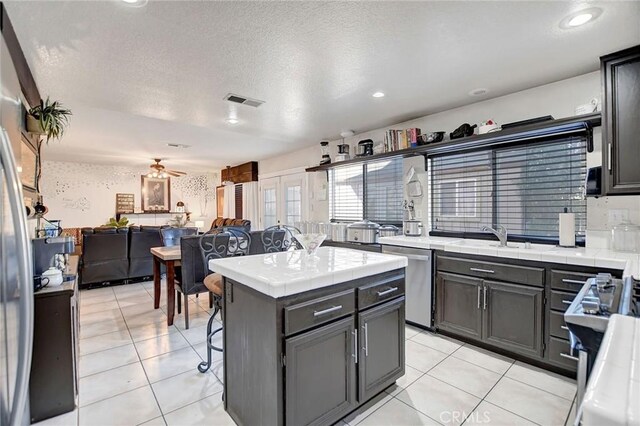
(562, 279), (586, 285)
(560, 353), (579, 362)
(377, 287), (398, 297)
(561, 325), (569, 330)
(470, 268), (495, 274)
(313, 305), (343, 317)
(562, 300), (574, 305)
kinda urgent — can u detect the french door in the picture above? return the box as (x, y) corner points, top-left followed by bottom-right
(259, 172), (308, 229)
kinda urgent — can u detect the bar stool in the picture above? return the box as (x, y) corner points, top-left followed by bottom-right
(261, 224), (302, 252)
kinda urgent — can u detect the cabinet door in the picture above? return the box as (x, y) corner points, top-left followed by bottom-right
(358, 297), (405, 402)
(602, 46), (640, 195)
(482, 281), (544, 358)
(285, 316), (357, 426)
(435, 272), (483, 340)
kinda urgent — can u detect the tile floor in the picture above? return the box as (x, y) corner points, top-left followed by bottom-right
(36, 280), (578, 426)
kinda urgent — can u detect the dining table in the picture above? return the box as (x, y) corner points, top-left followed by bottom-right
(150, 245), (181, 326)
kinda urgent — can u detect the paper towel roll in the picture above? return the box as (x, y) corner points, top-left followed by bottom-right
(559, 212), (575, 247)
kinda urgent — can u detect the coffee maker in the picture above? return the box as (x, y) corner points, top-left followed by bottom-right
(32, 236), (75, 277)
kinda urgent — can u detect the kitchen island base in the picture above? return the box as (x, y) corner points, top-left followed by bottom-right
(221, 269), (406, 426)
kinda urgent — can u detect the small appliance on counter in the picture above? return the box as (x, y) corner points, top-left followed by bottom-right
(336, 143), (350, 162)
(355, 139), (374, 157)
(347, 219), (380, 244)
(32, 236), (75, 278)
(403, 220), (423, 237)
(319, 141), (331, 165)
(379, 225), (400, 237)
(330, 222), (348, 242)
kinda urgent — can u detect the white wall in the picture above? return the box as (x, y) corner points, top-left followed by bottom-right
(40, 160), (220, 228)
(259, 71), (640, 246)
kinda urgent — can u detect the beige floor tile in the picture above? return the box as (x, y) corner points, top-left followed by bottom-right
(485, 377), (572, 426)
(505, 361), (577, 400)
(79, 293), (117, 307)
(405, 340), (448, 373)
(117, 294), (155, 308)
(139, 416), (167, 426)
(123, 309), (168, 329)
(80, 308), (123, 325)
(79, 316), (128, 339)
(79, 300), (120, 315)
(80, 287), (115, 301)
(405, 324), (423, 340)
(79, 329), (132, 356)
(78, 362), (148, 407)
(135, 331), (190, 360)
(396, 374), (481, 425)
(174, 310), (215, 331)
(79, 385), (161, 425)
(385, 365), (424, 396)
(466, 401), (536, 426)
(79, 343), (139, 378)
(342, 392), (394, 425)
(141, 346), (202, 383)
(427, 356), (501, 398)
(163, 392), (232, 426)
(128, 321), (179, 342)
(358, 398), (440, 426)
(450, 344), (514, 375)
(152, 369), (223, 414)
(410, 332), (462, 355)
(33, 408), (78, 426)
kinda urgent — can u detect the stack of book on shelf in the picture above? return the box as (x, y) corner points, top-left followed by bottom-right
(383, 128), (421, 152)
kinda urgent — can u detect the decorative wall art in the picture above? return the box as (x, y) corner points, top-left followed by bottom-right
(141, 176), (171, 212)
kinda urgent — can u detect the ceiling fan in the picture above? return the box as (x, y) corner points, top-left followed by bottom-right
(146, 158), (186, 178)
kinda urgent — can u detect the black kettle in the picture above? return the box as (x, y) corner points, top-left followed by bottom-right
(450, 123), (477, 140)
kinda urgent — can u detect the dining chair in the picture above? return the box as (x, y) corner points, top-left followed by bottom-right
(197, 228), (251, 373)
(160, 227), (198, 247)
(261, 224), (303, 253)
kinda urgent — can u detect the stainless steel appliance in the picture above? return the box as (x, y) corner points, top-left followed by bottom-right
(1, 128), (35, 426)
(32, 236), (75, 276)
(336, 143), (350, 162)
(403, 220), (423, 237)
(347, 219), (380, 244)
(330, 222), (348, 242)
(379, 225), (400, 237)
(319, 141), (331, 165)
(355, 139), (374, 157)
(564, 274), (637, 408)
(382, 245), (433, 328)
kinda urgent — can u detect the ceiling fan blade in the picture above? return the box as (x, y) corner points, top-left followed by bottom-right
(168, 169), (187, 175)
(166, 171), (182, 177)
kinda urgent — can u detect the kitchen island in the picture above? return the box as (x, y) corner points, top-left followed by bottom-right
(209, 246), (408, 426)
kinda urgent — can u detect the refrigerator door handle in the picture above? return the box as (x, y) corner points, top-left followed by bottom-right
(0, 128), (34, 426)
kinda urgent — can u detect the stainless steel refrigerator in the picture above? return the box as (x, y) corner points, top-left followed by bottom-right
(0, 45), (35, 426)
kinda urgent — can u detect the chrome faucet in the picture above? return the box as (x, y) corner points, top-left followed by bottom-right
(482, 225), (508, 247)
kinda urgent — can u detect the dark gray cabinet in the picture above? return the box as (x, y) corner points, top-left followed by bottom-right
(436, 272), (483, 340)
(602, 45), (640, 195)
(285, 316), (357, 426)
(483, 280), (543, 358)
(358, 297), (405, 402)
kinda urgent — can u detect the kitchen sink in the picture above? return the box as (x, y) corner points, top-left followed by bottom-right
(449, 239), (556, 251)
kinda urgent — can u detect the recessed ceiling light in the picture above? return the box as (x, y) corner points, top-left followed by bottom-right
(560, 8), (602, 29)
(226, 118), (239, 125)
(121, 0), (148, 7)
(468, 88), (489, 97)
(372, 92), (385, 98)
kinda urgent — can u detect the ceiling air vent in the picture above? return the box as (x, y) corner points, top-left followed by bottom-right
(224, 93), (265, 108)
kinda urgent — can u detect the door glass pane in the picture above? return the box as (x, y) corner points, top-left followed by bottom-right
(285, 184), (301, 226)
(263, 187), (277, 228)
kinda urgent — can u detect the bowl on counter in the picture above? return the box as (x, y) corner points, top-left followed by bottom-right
(294, 233), (327, 256)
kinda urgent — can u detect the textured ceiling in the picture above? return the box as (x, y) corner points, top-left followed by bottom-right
(5, 1), (640, 170)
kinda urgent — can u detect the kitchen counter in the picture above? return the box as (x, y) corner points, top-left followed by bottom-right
(208, 246), (408, 298)
(580, 314), (640, 426)
(379, 235), (640, 279)
(34, 255), (79, 296)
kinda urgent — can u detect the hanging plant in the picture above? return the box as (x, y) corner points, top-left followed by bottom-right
(27, 97), (72, 143)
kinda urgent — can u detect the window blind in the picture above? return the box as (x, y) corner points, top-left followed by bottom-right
(431, 136), (587, 241)
(329, 157), (404, 223)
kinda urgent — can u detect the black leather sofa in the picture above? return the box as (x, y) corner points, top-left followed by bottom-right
(80, 227), (130, 286)
(129, 225), (167, 279)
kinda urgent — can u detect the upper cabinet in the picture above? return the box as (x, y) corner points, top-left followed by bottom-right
(602, 45), (640, 195)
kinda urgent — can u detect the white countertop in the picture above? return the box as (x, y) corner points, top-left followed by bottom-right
(580, 314), (640, 426)
(208, 246), (408, 298)
(378, 235), (640, 278)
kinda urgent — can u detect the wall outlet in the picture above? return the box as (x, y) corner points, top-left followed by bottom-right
(608, 209), (629, 225)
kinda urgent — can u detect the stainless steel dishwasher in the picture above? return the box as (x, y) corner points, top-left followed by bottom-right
(381, 245), (433, 329)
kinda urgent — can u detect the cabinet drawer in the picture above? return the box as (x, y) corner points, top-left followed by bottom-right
(549, 270), (592, 293)
(358, 276), (405, 310)
(549, 310), (570, 340)
(437, 256), (544, 287)
(550, 290), (577, 312)
(548, 337), (577, 371)
(284, 290), (355, 336)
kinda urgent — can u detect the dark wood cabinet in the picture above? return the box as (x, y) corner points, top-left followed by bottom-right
(285, 316), (357, 426)
(482, 280), (543, 358)
(221, 161), (258, 184)
(602, 45), (640, 195)
(436, 272), (483, 340)
(358, 297), (405, 402)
